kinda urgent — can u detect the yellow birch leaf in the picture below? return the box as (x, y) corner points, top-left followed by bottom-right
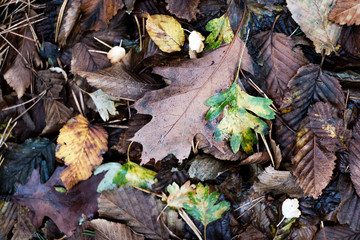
(56, 114), (108, 190)
(146, 14), (185, 53)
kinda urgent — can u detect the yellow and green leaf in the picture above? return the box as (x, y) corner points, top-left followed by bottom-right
(205, 14), (234, 50)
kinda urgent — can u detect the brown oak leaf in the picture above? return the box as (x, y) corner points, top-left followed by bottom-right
(329, 0), (360, 26)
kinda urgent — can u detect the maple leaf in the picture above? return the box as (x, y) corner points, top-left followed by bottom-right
(145, 14), (185, 53)
(11, 167), (103, 236)
(165, 0), (200, 22)
(286, 0), (342, 55)
(205, 14), (234, 50)
(131, 36), (253, 164)
(206, 81), (275, 154)
(183, 183), (230, 237)
(328, 0), (360, 26)
(56, 114), (108, 190)
(161, 181), (195, 209)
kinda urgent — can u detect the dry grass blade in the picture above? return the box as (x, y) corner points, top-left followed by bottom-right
(178, 208), (202, 240)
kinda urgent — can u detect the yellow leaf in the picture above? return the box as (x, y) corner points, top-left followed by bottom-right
(146, 14), (185, 53)
(56, 114), (108, 190)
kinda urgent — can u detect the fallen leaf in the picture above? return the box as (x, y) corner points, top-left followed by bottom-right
(349, 120), (360, 196)
(4, 22), (41, 98)
(0, 138), (55, 195)
(145, 14), (185, 53)
(339, 26), (360, 57)
(131, 36), (253, 163)
(162, 181), (195, 209)
(281, 198), (301, 219)
(113, 161), (156, 189)
(87, 90), (118, 121)
(0, 201), (18, 238)
(98, 186), (172, 239)
(206, 81), (275, 154)
(56, 114), (108, 190)
(183, 183), (230, 233)
(247, 0), (283, 17)
(314, 225), (360, 240)
(80, 0), (124, 31)
(11, 206), (36, 240)
(35, 69), (66, 98)
(76, 63), (161, 100)
(12, 167), (103, 236)
(90, 219), (145, 240)
(41, 99), (73, 135)
(94, 162), (122, 193)
(205, 14), (234, 50)
(286, 0), (342, 55)
(58, 0), (81, 46)
(239, 152), (270, 165)
(253, 31), (309, 105)
(328, 0), (360, 26)
(165, 0), (200, 21)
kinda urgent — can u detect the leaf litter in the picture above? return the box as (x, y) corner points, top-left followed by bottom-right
(1, 0), (360, 239)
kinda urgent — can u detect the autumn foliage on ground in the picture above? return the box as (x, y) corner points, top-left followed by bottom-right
(1, 0), (360, 239)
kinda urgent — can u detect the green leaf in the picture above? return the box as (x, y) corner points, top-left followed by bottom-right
(205, 14), (234, 50)
(207, 82), (275, 154)
(113, 161), (156, 189)
(183, 183), (230, 227)
(94, 162), (122, 193)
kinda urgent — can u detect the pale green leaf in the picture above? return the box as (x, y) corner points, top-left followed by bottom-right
(94, 162), (122, 193)
(161, 181), (195, 209)
(88, 89), (118, 122)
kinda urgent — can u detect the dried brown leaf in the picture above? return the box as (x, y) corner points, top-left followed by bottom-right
(90, 219), (145, 240)
(41, 99), (73, 135)
(337, 175), (360, 231)
(329, 0), (360, 26)
(71, 42), (111, 72)
(239, 152), (270, 165)
(349, 120), (360, 196)
(36, 69), (66, 98)
(131, 36), (254, 163)
(287, 0), (342, 55)
(253, 31), (308, 105)
(339, 26), (360, 57)
(98, 186), (171, 239)
(76, 63), (161, 100)
(165, 0), (200, 21)
(58, 0), (81, 46)
(0, 201), (18, 238)
(253, 166), (305, 198)
(314, 225), (360, 240)
(4, 25), (41, 98)
(11, 207), (36, 240)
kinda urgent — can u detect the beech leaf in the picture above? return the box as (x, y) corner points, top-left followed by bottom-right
(328, 0), (360, 26)
(56, 114), (108, 190)
(205, 14), (234, 50)
(286, 0), (342, 55)
(145, 14), (185, 53)
(206, 81), (275, 154)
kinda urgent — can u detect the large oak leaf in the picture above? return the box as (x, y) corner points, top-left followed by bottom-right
(131, 36), (253, 163)
(12, 167), (104, 236)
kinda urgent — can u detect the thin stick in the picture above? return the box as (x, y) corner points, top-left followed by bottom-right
(261, 134), (275, 167)
(236, 197), (264, 219)
(179, 208), (203, 240)
(12, 92), (46, 123)
(55, 0), (69, 42)
(235, 196), (265, 211)
(134, 15), (142, 51)
(71, 89), (83, 115)
(2, 90), (47, 111)
(88, 49), (108, 55)
(132, 186), (162, 198)
(93, 36), (112, 49)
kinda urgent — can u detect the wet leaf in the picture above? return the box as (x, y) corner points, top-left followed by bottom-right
(113, 161), (156, 189)
(12, 167), (103, 236)
(205, 14), (234, 50)
(286, 0), (342, 55)
(339, 26), (360, 57)
(165, 0), (200, 21)
(56, 114), (108, 190)
(90, 219), (145, 240)
(131, 36), (253, 163)
(11, 206), (36, 240)
(183, 183), (230, 228)
(145, 14), (185, 53)
(58, 0), (81, 46)
(87, 90), (118, 121)
(94, 162), (122, 193)
(206, 81), (275, 154)
(349, 120), (360, 196)
(0, 138), (55, 195)
(0, 201), (18, 238)
(162, 181), (195, 209)
(41, 99), (73, 135)
(314, 225), (360, 240)
(328, 0), (360, 26)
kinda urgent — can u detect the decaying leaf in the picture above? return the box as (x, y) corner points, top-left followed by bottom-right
(162, 181), (195, 209)
(314, 225), (360, 240)
(94, 162), (122, 193)
(131, 36), (253, 163)
(183, 183), (230, 230)
(0, 138), (55, 195)
(113, 161), (156, 189)
(165, 0), (200, 21)
(205, 14), (234, 50)
(87, 90), (118, 121)
(145, 14), (185, 53)
(58, 0), (81, 46)
(11, 206), (36, 240)
(253, 31), (309, 105)
(4, 24), (41, 98)
(286, 0), (342, 55)
(339, 26), (360, 57)
(12, 167), (103, 236)
(0, 201), (18, 238)
(349, 120), (360, 196)
(76, 63), (161, 100)
(90, 219), (145, 240)
(253, 166), (305, 198)
(41, 99), (73, 135)
(328, 0), (360, 26)
(206, 81), (275, 154)
(98, 186), (171, 239)
(56, 114), (108, 189)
